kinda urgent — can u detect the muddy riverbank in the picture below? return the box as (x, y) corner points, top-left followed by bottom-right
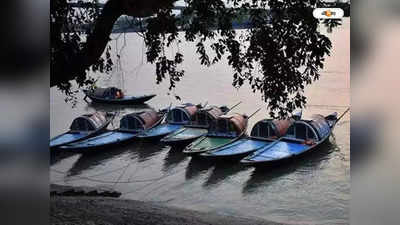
(51, 195), (285, 225)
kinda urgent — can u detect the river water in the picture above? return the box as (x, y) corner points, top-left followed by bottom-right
(50, 19), (350, 225)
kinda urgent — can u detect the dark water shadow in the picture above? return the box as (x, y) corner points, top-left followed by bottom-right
(66, 145), (132, 177)
(185, 157), (216, 181)
(50, 151), (78, 166)
(202, 161), (250, 189)
(242, 140), (337, 195)
(128, 141), (169, 163)
(162, 145), (188, 172)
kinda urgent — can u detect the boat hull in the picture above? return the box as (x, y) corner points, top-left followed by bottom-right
(50, 132), (90, 149)
(183, 136), (236, 155)
(85, 93), (156, 105)
(241, 112), (338, 166)
(241, 137), (329, 167)
(59, 131), (138, 152)
(160, 127), (208, 146)
(136, 124), (183, 141)
(50, 114), (114, 149)
(200, 138), (272, 159)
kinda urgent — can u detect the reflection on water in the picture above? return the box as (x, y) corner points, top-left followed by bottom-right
(185, 157), (215, 181)
(50, 129), (348, 224)
(203, 162), (249, 189)
(162, 146), (188, 172)
(129, 142), (168, 162)
(50, 19), (349, 224)
(66, 146), (130, 177)
(50, 151), (76, 166)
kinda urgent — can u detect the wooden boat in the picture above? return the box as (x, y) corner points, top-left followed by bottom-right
(182, 109), (259, 155)
(200, 118), (294, 159)
(59, 109), (165, 151)
(83, 87), (156, 105)
(136, 103), (202, 140)
(160, 103), (241, 146)
(240, 109), (349, 166)
(50, 111), (115, 149)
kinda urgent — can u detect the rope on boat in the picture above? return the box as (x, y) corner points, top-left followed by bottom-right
(51, 167), (186, 184)
(111, 139), (149, 189)
(51, 165), (133, 183)
(127, 162), (141, 182)
(112, 161), (133, 189)
(51, 141), (188, 187)
(119, 167), (187, 196)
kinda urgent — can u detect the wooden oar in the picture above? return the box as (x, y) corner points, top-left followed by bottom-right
(336, 107), (350, 123)
(247, 108), (262, 119)
(225, 101), (242, 114)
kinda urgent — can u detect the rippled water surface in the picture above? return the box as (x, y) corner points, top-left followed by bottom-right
(51, 19), (350, 225)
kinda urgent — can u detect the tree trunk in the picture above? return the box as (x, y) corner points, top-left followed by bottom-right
(80, 0), (123, 69)
(51, 0), (123, 87)
(51, 0), (176, 87)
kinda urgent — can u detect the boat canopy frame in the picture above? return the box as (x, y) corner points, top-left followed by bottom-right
(283, 120), (319, 142)
(209, 113), (247, 137)
(69, 112), (107, 132)
(120, 110), (161, 132)
(189, 106), (224, 128)
(250, 119), (292, 140)
(166, 104), (198, 125)
(309, 114), (331, 139)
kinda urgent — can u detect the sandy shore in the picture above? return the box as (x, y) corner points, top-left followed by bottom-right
(51, 196), (285, 225)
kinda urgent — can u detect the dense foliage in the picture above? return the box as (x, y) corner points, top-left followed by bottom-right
(51, 0), (342, 118)
(51, 0), (113, 103)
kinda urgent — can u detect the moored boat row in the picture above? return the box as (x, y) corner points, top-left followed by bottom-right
(50, 101), (349, 166)
(182, 108), (261, 155)
(160, 102), (240, 146)
(200, 116), (295, 159)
